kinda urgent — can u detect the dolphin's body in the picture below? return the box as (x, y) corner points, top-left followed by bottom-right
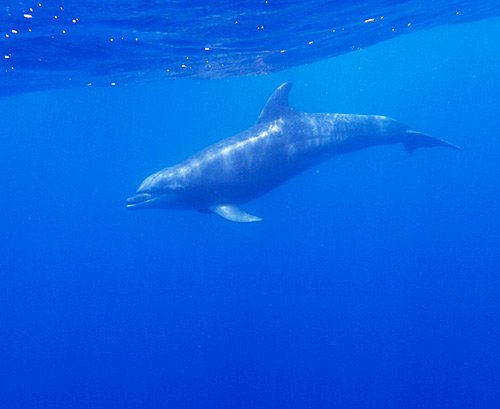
(127, 82), (460, 222)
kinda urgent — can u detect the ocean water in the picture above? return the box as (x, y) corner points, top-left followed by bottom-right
(1, 2), (500, 409)
(2, 1), (500, 94)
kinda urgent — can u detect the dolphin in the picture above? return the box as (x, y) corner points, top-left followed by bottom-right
(127, 82), (460, 222)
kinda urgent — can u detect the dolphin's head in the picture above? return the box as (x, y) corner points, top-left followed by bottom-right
(126, 167), (186, 210)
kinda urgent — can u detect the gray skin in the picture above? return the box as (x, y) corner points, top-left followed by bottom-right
(127, 82), (460, 222)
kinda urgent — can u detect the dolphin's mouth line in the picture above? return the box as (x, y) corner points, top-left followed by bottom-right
(126, 192), (157, 209)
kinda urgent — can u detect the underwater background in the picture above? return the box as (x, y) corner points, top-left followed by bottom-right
(1, 2), (500, 408)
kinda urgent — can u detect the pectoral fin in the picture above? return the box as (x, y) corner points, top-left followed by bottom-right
(209, 205), (263, 223)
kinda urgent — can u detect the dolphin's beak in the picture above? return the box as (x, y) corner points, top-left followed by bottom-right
(126, 192), (155, 209)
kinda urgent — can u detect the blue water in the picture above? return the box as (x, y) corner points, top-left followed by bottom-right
(1, 1), (500, 95)
(1, 2), (500, 408)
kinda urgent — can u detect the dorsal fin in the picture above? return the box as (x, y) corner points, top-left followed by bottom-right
(256, 82), (293, 124)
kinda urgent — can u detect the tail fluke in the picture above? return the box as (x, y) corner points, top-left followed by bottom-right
(404, 130), (462, 154)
